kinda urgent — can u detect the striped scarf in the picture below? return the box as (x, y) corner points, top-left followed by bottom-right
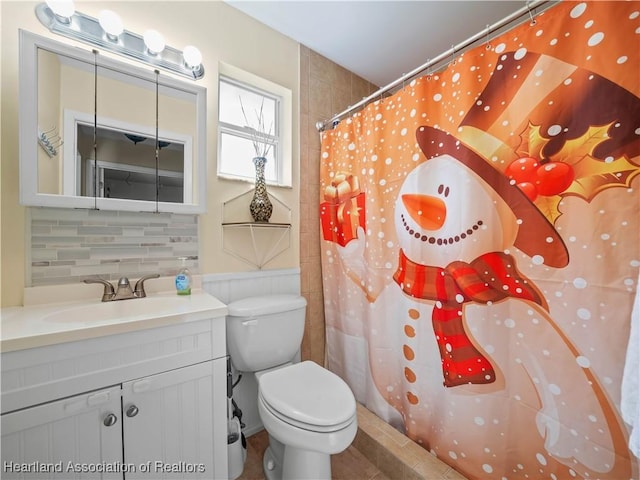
(393, 249), (547, 387)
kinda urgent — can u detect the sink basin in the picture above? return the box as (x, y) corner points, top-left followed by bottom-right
(43, 296), (192, 324)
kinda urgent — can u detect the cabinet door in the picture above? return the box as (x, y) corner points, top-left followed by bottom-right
(122, 361), (222, 479)
(1, 386), (122, 479)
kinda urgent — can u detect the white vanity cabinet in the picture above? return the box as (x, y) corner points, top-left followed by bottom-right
(122, 361), (219, 479)
(2, 386), (123, 479)
(1, 293), (228, 480)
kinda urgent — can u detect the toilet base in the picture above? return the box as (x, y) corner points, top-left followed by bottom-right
(262, 441), (331, 480)
(262, 446), (281, 480)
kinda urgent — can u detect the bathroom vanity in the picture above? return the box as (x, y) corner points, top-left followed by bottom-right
(0, 290), (228, 479)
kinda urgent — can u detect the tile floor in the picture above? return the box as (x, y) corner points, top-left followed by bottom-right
(236, 429), (390, 480)
(235, 404), (468, 480)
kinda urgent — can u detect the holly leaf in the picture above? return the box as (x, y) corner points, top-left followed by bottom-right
(518, 123), (550, 159)
(534, 194), (563, 225)
(515, 121), (640, 224)
(548, 123), (613, 166)
(563, 154), (640, 201)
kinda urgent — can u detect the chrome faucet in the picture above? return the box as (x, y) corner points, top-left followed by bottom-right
(84, 274), (160, 302)
(114, 277), (135, 300)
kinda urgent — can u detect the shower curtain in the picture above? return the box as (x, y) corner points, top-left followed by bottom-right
(319, 2), (640, 479)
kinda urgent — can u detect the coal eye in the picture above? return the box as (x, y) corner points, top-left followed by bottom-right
(437, 184), (450, 197)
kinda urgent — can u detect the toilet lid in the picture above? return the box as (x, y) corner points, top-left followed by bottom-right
(259, 361), (356, 431)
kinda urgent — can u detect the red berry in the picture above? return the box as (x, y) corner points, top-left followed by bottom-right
(505, 157), (539, 184)
(535, 162), (574, 196)
(517, 182), (538, 201)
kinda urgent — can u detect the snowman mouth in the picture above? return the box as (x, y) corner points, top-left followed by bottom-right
(401, 214), (483, 245)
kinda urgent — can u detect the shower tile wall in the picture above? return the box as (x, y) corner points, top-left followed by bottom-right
(299, 46), (378, 364)
(29, 207), (198, 286)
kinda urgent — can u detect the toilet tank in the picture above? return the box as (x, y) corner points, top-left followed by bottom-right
(226, 294), (307, 372)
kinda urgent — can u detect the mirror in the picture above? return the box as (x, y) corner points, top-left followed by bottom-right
(19, 30), (206, 213)
(78, 125), (186, 202)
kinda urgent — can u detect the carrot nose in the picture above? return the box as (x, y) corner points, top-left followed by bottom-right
(402, 194), (447, 230)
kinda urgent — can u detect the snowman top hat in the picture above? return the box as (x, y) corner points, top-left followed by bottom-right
(416, 125), (569, 268)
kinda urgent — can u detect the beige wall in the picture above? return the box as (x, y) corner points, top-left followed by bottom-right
(298, 46), (378, 365)
(0, 1), (300, 306)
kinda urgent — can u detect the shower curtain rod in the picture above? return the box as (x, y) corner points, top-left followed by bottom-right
(316, 0), (556, 132)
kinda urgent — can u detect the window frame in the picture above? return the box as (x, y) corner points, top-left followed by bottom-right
(217, 63), (292, 187)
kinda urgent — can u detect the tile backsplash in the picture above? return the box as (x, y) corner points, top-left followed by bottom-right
(29, 207), (198, 286)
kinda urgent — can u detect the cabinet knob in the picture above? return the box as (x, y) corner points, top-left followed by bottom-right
(126, 405), (139, 418)
(103, 413), (118, 427)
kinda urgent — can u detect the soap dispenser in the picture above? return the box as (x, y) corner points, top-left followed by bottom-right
(175, 257), (192, 295)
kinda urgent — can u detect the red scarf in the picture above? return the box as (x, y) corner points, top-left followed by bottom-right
(393, 249), (547, 387)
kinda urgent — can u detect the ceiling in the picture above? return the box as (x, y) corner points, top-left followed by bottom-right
(225, 1), (535, 87)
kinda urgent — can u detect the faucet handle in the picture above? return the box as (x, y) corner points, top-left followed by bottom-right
(134, 274), (161, 298)
(83, 277), (115, 302)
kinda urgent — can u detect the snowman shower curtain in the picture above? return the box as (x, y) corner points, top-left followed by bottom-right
(319, 2), (640, 479)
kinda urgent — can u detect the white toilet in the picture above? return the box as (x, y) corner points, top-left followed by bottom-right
(226, 294), (357, 480)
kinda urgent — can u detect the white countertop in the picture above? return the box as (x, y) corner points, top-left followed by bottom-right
(1, 285), (228, 353)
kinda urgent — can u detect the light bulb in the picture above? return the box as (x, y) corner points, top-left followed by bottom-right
(46, 0), (75, 22)
(183, 45), (202, 70)
(98, 10), (123, 40)
(143, 29), (165, 55)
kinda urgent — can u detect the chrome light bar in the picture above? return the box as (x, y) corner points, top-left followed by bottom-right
(35, 3), (205, 80)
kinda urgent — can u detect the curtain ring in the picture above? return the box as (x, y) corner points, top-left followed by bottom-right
(485, 24), (491, 50)
(451, 45), (457, 66)
(425, 59), (432, 81)
(526, 0), (537, 25)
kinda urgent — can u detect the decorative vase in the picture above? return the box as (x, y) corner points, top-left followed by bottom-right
(249, 156), (273, 222)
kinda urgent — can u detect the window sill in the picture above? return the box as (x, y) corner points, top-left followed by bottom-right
(217, 173), (292, 189)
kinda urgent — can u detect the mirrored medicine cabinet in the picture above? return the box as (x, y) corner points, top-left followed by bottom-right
(19, 30), (207, 213)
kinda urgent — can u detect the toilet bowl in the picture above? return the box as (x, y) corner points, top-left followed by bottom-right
(257, 361), (357, 479)
(225, 295), (358, 480)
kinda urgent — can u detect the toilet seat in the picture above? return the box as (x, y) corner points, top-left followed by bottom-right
(258, 361), (356, 433)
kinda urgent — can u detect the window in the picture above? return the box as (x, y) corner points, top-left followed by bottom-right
(217, 64), (292, 187)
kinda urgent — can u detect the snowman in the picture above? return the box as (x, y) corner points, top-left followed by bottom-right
(336, 126), (631, 479)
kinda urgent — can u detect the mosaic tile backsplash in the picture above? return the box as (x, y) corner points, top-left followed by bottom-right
(30, 207), (199, 286)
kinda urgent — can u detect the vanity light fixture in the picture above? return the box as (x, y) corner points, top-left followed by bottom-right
(35, 2), (205, 80)
(143, 29), (165, 56)
(45, 0), (74, 23)
(97, 10), (123, 41)
(183, 45), (203, 74)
